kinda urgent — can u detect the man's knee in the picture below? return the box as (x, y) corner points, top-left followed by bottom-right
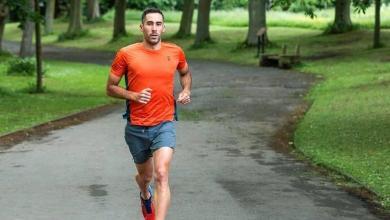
(154, 168), (169, 184)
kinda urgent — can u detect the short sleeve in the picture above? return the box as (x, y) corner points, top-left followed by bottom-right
(110, 49), (127, 77)
(176, 47), (188, 70)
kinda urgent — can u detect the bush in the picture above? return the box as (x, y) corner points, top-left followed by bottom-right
(6, 57), (36, 76)
(58, 29), (90, 41)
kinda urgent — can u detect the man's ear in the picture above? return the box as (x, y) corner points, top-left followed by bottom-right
(162, 24), (166, 33)
(139, 24), (143, 32)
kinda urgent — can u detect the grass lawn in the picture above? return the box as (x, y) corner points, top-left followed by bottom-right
(1, 7), (390, 209)
(296, 52), (390, 209)
(0, 54), (117, 135)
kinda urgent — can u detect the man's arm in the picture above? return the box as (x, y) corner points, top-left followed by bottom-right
(106, 74), (152, 104)
(176, 65), (192, 105)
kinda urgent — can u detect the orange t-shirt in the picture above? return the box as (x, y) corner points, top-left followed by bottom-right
(110, 42), (188, 126)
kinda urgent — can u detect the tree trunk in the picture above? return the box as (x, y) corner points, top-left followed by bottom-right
(87, 0), (100, 21)
(66, 0), (83, 36)
(112, 0), (127, 40)
(373, 0), (381, 48)
(20, 0), (35, 58)
(194, 0), (211, 46)
(0, 0), (8, 51)
(176, 0), (194, 38)
(330, 0), (352, 33)
(45, 0), (55, 35)
(245, 0), (267, 46)
(34, 0), (43, 92)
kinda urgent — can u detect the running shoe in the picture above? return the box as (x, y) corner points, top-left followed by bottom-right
(140, 185), (155, 220)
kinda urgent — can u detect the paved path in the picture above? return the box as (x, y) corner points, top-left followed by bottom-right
(0, 42), (381, 219)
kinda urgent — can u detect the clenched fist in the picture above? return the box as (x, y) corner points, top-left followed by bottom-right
(135, 88), (152, 104)
(177, 90), (191, 105)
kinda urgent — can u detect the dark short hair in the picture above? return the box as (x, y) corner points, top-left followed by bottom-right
(141, 8), (165, 23)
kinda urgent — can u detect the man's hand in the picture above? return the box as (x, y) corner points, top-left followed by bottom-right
(134, 88), (152, 104)
(177, 90), (191, 105)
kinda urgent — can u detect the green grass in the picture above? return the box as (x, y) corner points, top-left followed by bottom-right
(1, 6), (390, 210)
(295, 52), (390, 209)
(0, 56), (117, 135)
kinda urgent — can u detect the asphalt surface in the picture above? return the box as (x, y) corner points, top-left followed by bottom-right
(0, 41), (382, 219)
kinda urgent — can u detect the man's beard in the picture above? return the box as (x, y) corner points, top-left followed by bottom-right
(146, 35), (161, 45)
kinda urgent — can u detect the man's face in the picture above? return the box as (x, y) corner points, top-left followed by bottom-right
(140, 13), (165, 45)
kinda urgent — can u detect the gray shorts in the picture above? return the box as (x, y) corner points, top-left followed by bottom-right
(124, 121), (176, 164)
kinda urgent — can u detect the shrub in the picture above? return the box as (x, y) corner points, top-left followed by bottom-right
(6, 57), (36, 76)
(58, 29), (90, 41)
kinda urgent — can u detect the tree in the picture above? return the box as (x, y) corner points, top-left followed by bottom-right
(373, 0), (381, 48)
(329, 0), (353, 33)
(20, 0), (34, 58)
(87, 0), (100, 21)
(194, 0), (212, 46)
(0, 0), (8, 51)
(66, 0), (83, 37)
(34, 0), (43, 92)
(273, 0), (353, 33)
(176, 0), (194, 38)
(246, 0), (267, 46)
(112, 0), (127, 40)
(44, 0), (55, 35)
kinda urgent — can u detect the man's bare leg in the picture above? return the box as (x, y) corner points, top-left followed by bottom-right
(135, 157), (154, 200)
(153, 147), (174, 220)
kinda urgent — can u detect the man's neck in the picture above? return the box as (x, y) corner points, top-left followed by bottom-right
(142, 41), (161, 50)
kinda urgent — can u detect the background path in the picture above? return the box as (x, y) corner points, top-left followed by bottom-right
(0, 42), (381, 219)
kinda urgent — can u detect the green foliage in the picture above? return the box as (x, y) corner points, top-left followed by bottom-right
(212, 0), (248, 10)
(352, 0), (372, 13)
(54, 0), (70, 19)
(272, 0), (333, 18)
(6, 0), (43, 24)
(0, 50), (12, 58)
(58, 29), (90, 41)
(273, 0), (377, 18)
(6, 0), (30, 22)
(6, 57), (36, 76)
(127, 0), (183, 11)
(287, 0), (332, 13)
(99, 0), (115, 15)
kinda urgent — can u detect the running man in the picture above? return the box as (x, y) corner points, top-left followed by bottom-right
(106, 8), (192, 220)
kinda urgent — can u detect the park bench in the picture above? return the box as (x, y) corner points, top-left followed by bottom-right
(255, 28), (301, 69)
(260, 44), (301, 69)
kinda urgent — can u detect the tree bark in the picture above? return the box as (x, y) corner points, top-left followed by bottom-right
(330, 0), (352, 33)
(245, 0), (267, 46)
(35, 0), (43, 92)
(20, 0), (35, 58)
(45, 0), (55, 35)
(373, 0), (381, 48)
(66, 0), (83, 36)
(194, 0), (212, 46)
(0, 0), (8, 51)
(87, 0), (100, 21)
(176, 0), (194, 38)
(112, 0), (127, 40)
